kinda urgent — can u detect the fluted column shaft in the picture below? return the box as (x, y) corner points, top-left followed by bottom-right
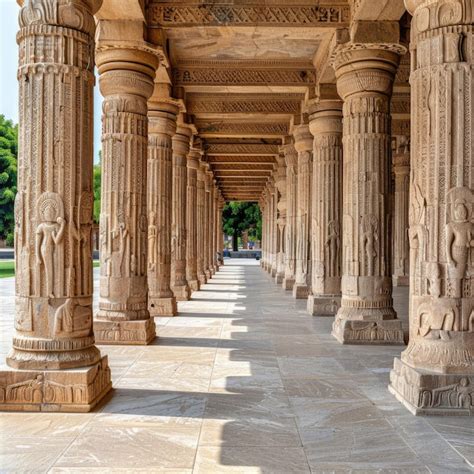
(269, 181), (278, 276)
(145, 93), (178, 317)
(332, 43), (404, 344)
(307, 100), (343, 316)
(389, 0), (474, 415)
(95, 34), (158, 344)
(197, 163), (207, 284)
(1, 0), (112, 412)
(186, 147), (200, 291)
(392, 153), (410, 286)
(203, 169), (212, 279)
(282, 144), (298, 290)
(275, 155), (287, 284)
(171, 126), (191, 301)
(293, 125), (313, 299)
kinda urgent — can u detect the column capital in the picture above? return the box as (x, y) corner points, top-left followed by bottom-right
(293, 124), (313, 153)
(281, 142), (298, 167)
(308, 100), (343, 137)
(333, 43), (406, 100)
(173, 125), (192, 158)
(96, 41), (159, 102)
(392, 153), (410, 175)
(406, 0), (474, 27)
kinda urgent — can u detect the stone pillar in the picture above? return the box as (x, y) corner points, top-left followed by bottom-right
(282, 143), (298, 290)
(214, 188), (221, 269)
(186, 142), (200, 292)
(210, 182), (218, 272)
(332, 42), (405, 345)
(270, 180), (278, 277)
(307, 99), (343, 316)
(389, 0), (474, 415)
(171, 124), (191, 301)
(275, 155), (287, 284)
(217, 195), (225, 266)
(204, 168), (212, 280)
(95, 25), (157, 344)
(293, 124), (313, 299)
(0, 0), (112, 411)
(146, 89), (178, 317)
(392, 150), (410, 287)
(197, 162), (207, 285)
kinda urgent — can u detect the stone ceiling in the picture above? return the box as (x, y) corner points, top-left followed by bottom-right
(145, 0), (351, 201)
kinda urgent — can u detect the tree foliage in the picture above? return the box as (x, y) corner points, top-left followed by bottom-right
(0, 115), (18, 246)
(222, 201), (262, 250)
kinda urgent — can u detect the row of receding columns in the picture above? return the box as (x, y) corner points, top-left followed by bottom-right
(0, 7), (224, 412)
(260, 4), (474, 415)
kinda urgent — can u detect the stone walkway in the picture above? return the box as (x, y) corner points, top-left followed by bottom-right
(0, 260), (473, 473)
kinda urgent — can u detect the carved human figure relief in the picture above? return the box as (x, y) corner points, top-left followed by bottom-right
(148, 211), (157, 271)
(326, 220), (340, 277)
(35, 192), (66, 298)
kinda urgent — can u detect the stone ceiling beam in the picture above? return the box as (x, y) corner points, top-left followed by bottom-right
(197, 121), (289, 139)
(146, 2), (350, 28)
(205, 143), (280, 156)
(208, 156), (276, 164)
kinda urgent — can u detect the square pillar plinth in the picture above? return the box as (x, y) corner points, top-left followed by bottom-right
(393, 275), (409, 287)
(307, 295), (341, 316)
(172, 285), (191, 301)
(282, 278), (295, 291)
(0, 356), (112, 412)
(149, 297), (177, 317)
(94, 319), (156, 345)
(389, 358), (474, 416)
(332, 318), (405, 345)
(275, 273), (284, 285)
(188, 280), (200, 292)
(293, 284), (309, 299)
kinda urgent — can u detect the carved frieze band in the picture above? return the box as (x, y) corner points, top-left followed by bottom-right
(147, 3), (350, 27)
(197, 122), (289, 136)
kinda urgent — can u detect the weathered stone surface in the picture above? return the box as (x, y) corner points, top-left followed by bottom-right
(307, 99), (343, 316)
(95, 25), (158, 343)
(171, 123), (192, 301)
(389, 0), (474, 415)
(332, 42), (405, 345)
(292, 124), (313, 299)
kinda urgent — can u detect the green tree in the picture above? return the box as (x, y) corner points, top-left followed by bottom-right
(222, 201), (262, 251)
(0, 115), (18, 247)
(93, 152), (101, 224)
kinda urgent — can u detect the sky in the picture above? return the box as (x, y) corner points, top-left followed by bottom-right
(0, 0), (103, 162)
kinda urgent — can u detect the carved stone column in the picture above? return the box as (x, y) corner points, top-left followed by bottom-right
(293, 125), (313, 299)
(210, 182), (217, 273)
(307, 99), (343, 316)
(217, 195), (225, 266)
(392, 150), (410, 287)
(197, 162), (207, 284)
(0, 0), (112, 412)
(389, 0), (474, 415)
(270, 179), (279, 277)
(282, 143), (298, 290)
(94, 26), (158, 344)
(332, 42), (405, 344)
(146, 88), (178, 317)
(275, 155), (287, 284)
(186, 142), (200, 292)
(214, 188), (221, 269)
(203, 167), (212, 280)
(171, 124), (191, 301)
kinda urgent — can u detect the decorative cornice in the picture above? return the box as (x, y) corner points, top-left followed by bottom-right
(187, 93), (302, 115)
(197, 121), (289, 137)
(147, 3), (350, 28)
(205, 143), (280, 156)
(173, 66), (316, 87)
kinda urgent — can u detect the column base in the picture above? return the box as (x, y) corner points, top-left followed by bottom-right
(282, 277), (295, 291)
(332, 311), (404, 345)
(149, 297), (177, 317)
(393, 275), (409, 287)
(188, 279), (200, 292)
(389, 358), (474, 416)
(205, 270), (212, 280)
(172, 285), (190, 301)
(270, 268), (277, 278)
(94, 318), (156, 345)
(275, 272), (284, 285)
(0, 356), (112, 413)
(198, 273), (207, 285)
(292, 284), (309, 299)
(307, 295), (341, 316)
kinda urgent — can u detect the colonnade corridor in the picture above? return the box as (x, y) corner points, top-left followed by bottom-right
(0, 260), (471, 472)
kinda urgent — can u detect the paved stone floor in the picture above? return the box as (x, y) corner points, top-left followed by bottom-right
(0, 259), (473, 473)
